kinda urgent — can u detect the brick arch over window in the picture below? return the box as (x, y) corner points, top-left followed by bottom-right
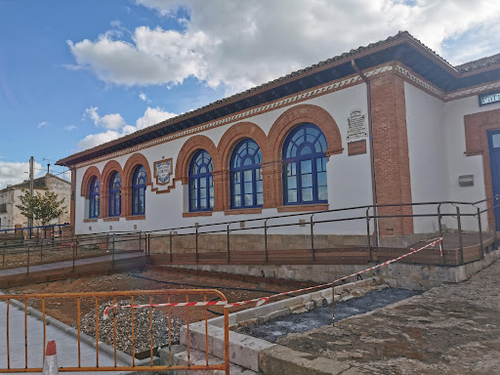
(267, 104), (343, 209)
(80, 166), (101, 198)
(175, 135), (219, 184)
(175, 135), (221, 211)
(217, 122), (270, 211)
(122, 153), (152, 218)
(268, 104), (343, 160)
(123, 153), (152, 187)
(101, 160), (124, 218)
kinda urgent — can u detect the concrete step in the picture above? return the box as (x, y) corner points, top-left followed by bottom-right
(159, 345), (257, 375)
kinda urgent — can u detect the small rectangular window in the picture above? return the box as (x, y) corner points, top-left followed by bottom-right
(492, 133), (500, 148)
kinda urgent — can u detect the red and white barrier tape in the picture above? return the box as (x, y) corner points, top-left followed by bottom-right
(103, 237), (442, 319)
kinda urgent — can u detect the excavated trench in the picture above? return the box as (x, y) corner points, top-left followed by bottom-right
(238, 288), (421, 343)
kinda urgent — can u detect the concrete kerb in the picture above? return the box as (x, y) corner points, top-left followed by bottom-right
(258, 345), (356, 375)
(0, 292), (159, 373)
(178, 277), (381, 372)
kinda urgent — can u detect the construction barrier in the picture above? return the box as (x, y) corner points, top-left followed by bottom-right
(0, 289), (230, 374)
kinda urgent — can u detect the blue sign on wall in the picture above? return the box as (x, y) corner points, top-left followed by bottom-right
(479, 90), (500, 106)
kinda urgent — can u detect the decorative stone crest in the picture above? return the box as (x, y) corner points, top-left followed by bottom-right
(152, 158), (175, 194)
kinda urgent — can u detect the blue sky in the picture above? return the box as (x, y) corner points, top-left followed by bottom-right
(1, 0), (500, 188)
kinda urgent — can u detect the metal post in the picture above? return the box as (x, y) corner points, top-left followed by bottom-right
(477, 207), (484, 259)
(264, 219), (269, 263)
(438, 204), (445, 264)
(456, 206), (464, 265)
(72, 241), (76, 272)
(332, 282), (335, 326)
(310, 214), (315, 262)
(28, 156), (34, 228)
(224, 307), (230, 375)
(437, 204), (443, 240)
(226, 224), (230, 263)
(366, 208), (372, 262)
(112, 233), (115, 271)
(139, 232), (142, 253)
(148, 233), (151, 256)
(27, 246), (30, 276)
(195, 226), (199, 263)
(169, 231), (173, 262)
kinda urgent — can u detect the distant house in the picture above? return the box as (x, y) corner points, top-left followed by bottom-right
(0, 173), (71, 229)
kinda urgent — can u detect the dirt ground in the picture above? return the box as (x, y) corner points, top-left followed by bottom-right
(277, 260), (500, 374)
(4, 265), (312, 326)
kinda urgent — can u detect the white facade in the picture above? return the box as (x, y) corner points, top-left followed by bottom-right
(74, 84), (374, 235)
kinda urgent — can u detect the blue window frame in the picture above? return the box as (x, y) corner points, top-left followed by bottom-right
(230, 139), (263, 208)
(282, 123), (328, 205)
(89, 177), (100, 219)
(108, 172), (122, 217)
(132, 165), (147, 215)
(189, 150), (214, 212)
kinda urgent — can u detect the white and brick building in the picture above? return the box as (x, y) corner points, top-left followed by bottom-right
(57, 31), (500, 240)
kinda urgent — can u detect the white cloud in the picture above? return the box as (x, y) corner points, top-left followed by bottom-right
(78, 107), (177, 150)
(78, 130), (122, 151)
(64, 125), (77, 131)
(37, 121), (48, 129)
(136, 107), (176, 129)
(67, 0), (500, 94)
(0, 162), (43, 190)
(84, 106), (126, 130)
(139, 92), (151, 102)
(67, 26), (216, 87)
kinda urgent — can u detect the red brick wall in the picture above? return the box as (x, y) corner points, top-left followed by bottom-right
(371, 72), (414, 235)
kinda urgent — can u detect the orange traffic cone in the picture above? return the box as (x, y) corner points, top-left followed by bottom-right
(42, 341), (59, 375)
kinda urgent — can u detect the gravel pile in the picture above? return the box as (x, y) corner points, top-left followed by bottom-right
(78, 300), (182, 356)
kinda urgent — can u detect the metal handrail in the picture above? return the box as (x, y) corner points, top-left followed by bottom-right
(1, 197), (499, 270)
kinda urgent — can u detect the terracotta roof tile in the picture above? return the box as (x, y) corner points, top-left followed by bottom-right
(455, 52), (500, 73)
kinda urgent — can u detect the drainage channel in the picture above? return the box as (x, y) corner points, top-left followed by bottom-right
(237, 288), (422, 343)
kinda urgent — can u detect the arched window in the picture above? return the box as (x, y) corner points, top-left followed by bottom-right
(189, 150), (214, 212)
(132, 165), (147, 215)
(230, 139), (263, 208)
(89, 177), (100, 219)
(108, 172), (122, 217)
(282, 123), (328, 205)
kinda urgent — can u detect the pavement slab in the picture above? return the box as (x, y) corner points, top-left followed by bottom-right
(276, 260), (500, 374)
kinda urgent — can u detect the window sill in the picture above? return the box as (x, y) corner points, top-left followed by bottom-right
(277, 203), (329, 213)
(224, 208), (263, 215)
(126, 215), (146, 221)
(103, 217), (120, 222)
(183, 211), (213, 218)
(83, 219), (98, 223)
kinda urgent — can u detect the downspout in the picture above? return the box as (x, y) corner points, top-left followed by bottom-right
(351, 59), (379, 247)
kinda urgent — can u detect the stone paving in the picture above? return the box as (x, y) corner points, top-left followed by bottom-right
(277, 260), (500, 374)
